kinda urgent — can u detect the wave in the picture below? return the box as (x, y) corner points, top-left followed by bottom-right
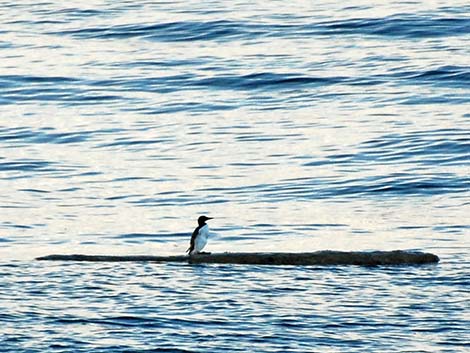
(197, 172), (469, 202)
(2, 61), (467, 109)
(50, 15), (470, 42)
(313, 16), (470, 38)
(355, 128), (470, 166)
(52, 20), (251, 42)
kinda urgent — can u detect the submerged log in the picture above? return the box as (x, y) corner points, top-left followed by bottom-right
(36, 250), (439, 266)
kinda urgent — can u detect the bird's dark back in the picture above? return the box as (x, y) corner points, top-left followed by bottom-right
(188, 225), (203, 253)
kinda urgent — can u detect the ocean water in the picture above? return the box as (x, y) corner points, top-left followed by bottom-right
(0, 1), (469, 352)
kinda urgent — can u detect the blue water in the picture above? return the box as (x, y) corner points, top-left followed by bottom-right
(0, 1), (469, 352)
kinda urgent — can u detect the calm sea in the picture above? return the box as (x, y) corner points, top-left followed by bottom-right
(0, 1), (469, 352)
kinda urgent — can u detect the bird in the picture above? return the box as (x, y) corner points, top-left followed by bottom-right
(187, 216), (213, 255)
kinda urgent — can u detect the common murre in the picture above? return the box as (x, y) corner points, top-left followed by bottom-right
(187, 216), (213, 255)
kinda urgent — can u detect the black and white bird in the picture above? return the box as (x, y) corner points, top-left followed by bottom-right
(187, 216), (213, 255)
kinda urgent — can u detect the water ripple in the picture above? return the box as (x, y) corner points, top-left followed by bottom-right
(1, 262), (468, 352)
(50, 16), (470, 42)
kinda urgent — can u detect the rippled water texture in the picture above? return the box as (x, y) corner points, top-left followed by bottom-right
(0, 1), (469, 352)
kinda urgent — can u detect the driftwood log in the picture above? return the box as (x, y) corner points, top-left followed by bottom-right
(36, 250), (439, 266)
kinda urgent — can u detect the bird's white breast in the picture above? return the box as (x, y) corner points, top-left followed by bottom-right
(194, 224), (210, 252)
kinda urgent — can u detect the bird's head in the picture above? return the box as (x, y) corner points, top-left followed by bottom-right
(198, 215), (213, 225)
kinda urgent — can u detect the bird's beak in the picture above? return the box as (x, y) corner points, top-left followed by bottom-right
(207, 217), (213, 220)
